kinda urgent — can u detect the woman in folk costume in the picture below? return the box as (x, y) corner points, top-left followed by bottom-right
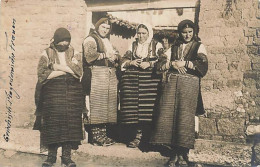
(120, 23), (163, 148)
(33, 28), (85, 167)
(150, 20), (208, 167)
(81, 18), (120, 146)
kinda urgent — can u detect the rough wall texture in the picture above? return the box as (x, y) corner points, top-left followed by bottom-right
(198, 0), (260, 143)
(0, 0), (259, 144)
(0, 0), (87, 129)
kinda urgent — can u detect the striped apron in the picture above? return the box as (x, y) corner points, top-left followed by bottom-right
(40, 74), (84, 148)
(150, 73), (200, 149)
(89, 66), (118, 124)
(119, 67), (161, 124)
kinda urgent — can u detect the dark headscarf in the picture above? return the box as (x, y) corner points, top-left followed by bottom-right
(53, 28), (71, 44)
(94, 17), (112, 38)
(177, 19), (200, 44)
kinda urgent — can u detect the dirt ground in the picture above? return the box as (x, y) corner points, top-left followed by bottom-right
(0, 148), (238, 167)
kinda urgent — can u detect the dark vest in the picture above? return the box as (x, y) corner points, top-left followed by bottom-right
(170, 41), (202, 77)
(45, 45), (74, 65)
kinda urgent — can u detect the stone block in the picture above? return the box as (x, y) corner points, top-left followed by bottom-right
(257, 28), (260, 38)
(216, 62), (228, 70)
(252, 63), (260, 70)
(254, 37), (260, 45)
(206, 69), (222, 80)
(199, 118), (218, 135)
(206, 110), (222, 118)
(208, 54), (226, 63)
(244, 78), (257, 88)
(224, 36), (241, 46)
(199, 134), (212, 140)
(243, 71), (259, 79)
(228, 62), (239, 71)
(235, 0), (254, 9)
(232, 137), (246, 143)
(242, 8), (256, 19)
(213, 79), (226, 90)
(212, 135), (223, 141)
(222, 135), (233, 142)
(247, 37), (254, 45)
(201, 80), (214, 91)
(226, 54), (238, 62)
(247, 20), (260, 28)
(218, 118), (245, 136)
(247, 46), (258, 54)
(208, 47), (225, 54)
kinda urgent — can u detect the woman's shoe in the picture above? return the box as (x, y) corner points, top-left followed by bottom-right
(42, 156), (56, 167)
(103, 136), (116, 146)
(127, 130), (142, 148)
(127, 138), (141, 148)
(165, 155), (178, 167)
(182, 153), (192, 166)
(61, 157), (76, 167)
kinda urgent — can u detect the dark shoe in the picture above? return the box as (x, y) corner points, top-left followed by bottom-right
(181, 153), (192, 166)
(61, 157), (76, 167)
(127, 138), (141, 148)
(165, 156), (178, 167)
(42, 156), (56, 167)
(127, 130), (142, 148)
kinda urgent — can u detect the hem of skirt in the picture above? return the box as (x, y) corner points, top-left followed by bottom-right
(150, 142), (194, 149)
(85, 122), (117, 125)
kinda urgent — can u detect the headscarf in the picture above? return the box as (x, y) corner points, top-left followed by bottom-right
(136, 23), (154, 44)
(94, 18), (116, 61)
(94, 17), (112, 38)
(135, 23), (154, 58)
(177, 19), (200, 43)
(53, 27), (71, 44)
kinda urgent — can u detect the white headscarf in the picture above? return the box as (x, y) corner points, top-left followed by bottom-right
(135, 23), (154, 59)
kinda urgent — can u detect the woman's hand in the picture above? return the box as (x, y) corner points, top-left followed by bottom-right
(139, 62), (150, 69)
(177, 67), (187, 74)
(130, 59), (142, 67)
(171, 61), (187, 74)
(175, 61), (186, 68)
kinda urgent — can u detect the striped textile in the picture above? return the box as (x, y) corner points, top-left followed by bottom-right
(150, 73), (199, 149)
(89, 66), (118, 124)
(120, 68), (161, 124)
(40, 74), (84, 148)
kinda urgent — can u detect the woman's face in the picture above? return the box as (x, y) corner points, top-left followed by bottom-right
(181, 27), (194, 42)
(55, 40), (70, 52)
(137, 27), (149, 44)
(98, 23), (111, 38)
(162, 38), (169, 48)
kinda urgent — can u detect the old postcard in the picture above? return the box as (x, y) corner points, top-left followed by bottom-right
(0, 0), (259, 166)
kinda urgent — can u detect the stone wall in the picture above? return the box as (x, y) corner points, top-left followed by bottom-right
(198, 0), (259, 143)
(0, 0), (87, 129)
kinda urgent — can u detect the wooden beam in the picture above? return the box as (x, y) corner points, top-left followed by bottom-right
(86, 0), (199, 12)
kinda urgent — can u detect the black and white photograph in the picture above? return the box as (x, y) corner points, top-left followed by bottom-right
(0, 0), (259, 166)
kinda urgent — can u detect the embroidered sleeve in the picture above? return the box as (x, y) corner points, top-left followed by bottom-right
(83, 37), (105, 64)
(67, 51), (83, 77)
(121, 50), (132, 68)
(37, 51), (53, 84)
(190, 44), (208, 77)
